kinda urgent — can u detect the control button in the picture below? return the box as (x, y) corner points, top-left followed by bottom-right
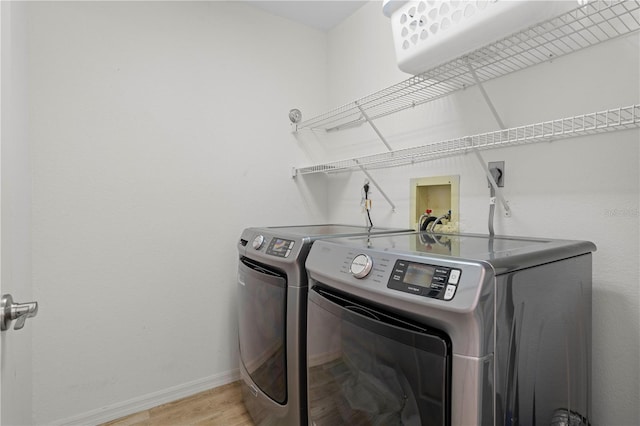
(432, 275), (447, 284)
(252, 235), (265, 250)
(444, 285), (457, 300)
(350, 254), (373, 279)
(448, 269), (461, 285)
(430, 282), (445, 290)
(435, 268), (449, 275)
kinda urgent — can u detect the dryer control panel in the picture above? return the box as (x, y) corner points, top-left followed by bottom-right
(388, 259), (461, 301)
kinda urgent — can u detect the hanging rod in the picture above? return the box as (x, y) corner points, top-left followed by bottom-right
(292, 105), (640, 176)
(295, 0), (640, 132)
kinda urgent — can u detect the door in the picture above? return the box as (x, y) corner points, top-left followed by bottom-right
(237, 257), (288, 404)
(307, 285), (452, 426)
(1, 1), (35, 424)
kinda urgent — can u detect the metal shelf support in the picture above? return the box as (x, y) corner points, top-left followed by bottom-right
(352, 103), (396, 211)
(355, 101), (394, 152)
(356, 162), (396, 212)
(466, 58), (507, 131)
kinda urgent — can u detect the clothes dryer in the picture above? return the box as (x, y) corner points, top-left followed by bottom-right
(305, 232), (595, 425)
(236, 225), (412, 426)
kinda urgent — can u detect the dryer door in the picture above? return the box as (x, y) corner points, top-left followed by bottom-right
(238, 257), (287, 404)
(307, 285), (452, 426)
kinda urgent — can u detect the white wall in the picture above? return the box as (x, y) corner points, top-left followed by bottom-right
(27, 2), (328, 424)
(1, 1), (33, 425)
(313, 2), (638, 425)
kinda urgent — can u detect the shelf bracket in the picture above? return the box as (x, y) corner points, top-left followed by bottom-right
(466, 58), (506, 130)
(472, 148), (511, 217)
(355, 101), (393, 151)
(355, 160), (396, 212)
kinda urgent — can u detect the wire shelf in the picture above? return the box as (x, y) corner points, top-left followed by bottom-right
(296, 0), (640, 132)
(293, 105), (640, 175)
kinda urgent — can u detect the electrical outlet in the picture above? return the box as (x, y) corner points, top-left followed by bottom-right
(488, 161), (505, 187)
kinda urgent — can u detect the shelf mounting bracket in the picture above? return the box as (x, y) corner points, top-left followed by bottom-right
(466, 58), (506, 130)
(355, 160), (396, 212)
(352, 103), (395, 212)
(355, 101), (393, 152)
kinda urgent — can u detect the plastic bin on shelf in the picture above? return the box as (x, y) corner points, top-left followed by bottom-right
(383, 0), (580, 75)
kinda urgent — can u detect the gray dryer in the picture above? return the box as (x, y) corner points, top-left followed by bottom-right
(236, 225), (412, 426)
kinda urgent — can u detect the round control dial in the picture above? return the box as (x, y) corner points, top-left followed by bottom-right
(252, 235), (265, 250)
(350, 254), (373, 279)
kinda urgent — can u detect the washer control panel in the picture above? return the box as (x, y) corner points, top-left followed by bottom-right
(388, 259), (461, 301)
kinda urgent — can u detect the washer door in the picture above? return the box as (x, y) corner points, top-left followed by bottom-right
(238, 257), (287, 404)
(307, 285), (451, 426)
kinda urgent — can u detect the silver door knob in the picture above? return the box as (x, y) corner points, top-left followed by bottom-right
(1, 294), (38, 331)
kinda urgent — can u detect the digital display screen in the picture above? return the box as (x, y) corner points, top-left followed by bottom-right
(272, 239), (290, 253)
(267, 238), (295, 257)
(403, 263), (435, 287)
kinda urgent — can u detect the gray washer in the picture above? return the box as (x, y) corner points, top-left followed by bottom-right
(305, 232), (595, 425)
(237, 225), (412, 426)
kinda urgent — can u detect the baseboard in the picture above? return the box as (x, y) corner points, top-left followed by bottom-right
(52, 369), (240, 426)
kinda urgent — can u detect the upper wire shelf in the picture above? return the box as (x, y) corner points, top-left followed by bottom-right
(294, 105), (640, 175)
(295, 0), (640, 132)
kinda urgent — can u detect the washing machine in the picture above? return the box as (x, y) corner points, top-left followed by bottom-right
(236, 225), (413, 426)
(305, 232), (595, 426)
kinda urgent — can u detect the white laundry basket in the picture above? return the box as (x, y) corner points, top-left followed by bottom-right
(383, 0), (581, 75)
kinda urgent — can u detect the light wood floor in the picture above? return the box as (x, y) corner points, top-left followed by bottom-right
(101, 381), (255, 426)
